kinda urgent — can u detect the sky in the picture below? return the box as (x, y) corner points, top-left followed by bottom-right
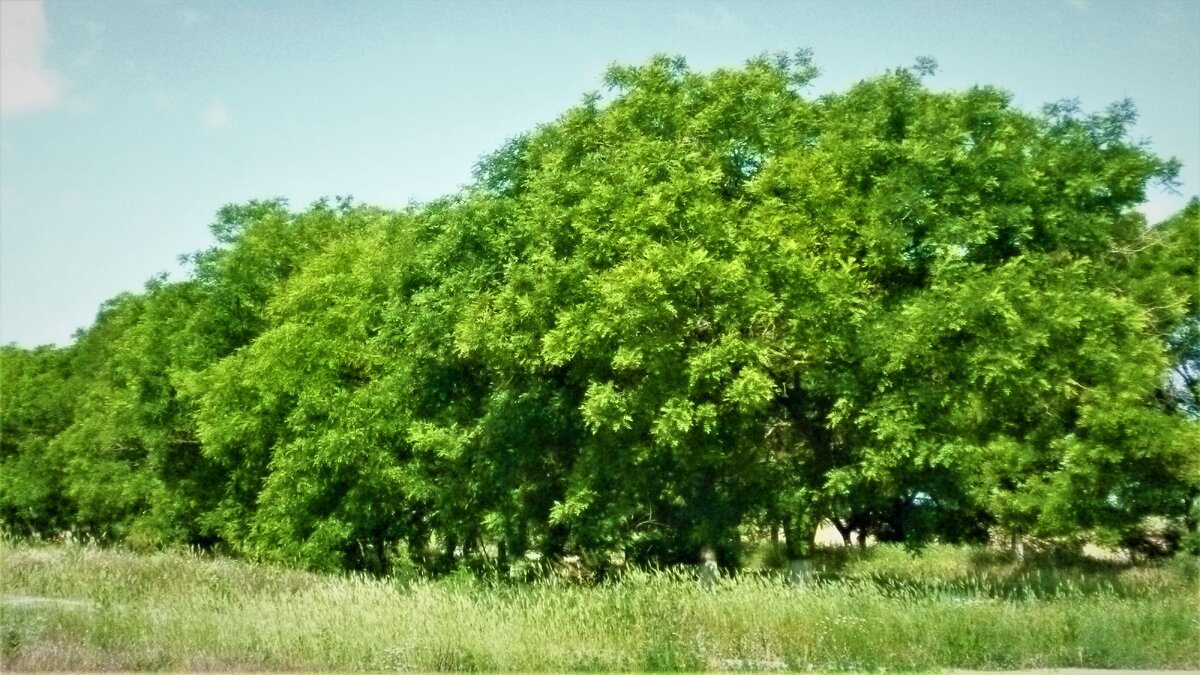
(1, 0), (1198, 347)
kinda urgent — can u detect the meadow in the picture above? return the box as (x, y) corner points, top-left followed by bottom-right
(2, 539), (1197, 672)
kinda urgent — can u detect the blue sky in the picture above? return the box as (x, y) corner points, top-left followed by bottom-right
(2, 0), (1197, 346)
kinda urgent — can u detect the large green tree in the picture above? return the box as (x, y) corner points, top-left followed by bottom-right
(453, 53), (1197, 561)
(2, 53), (1195, 571)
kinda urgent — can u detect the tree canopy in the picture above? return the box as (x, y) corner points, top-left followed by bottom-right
(2, 54), (1197, 572)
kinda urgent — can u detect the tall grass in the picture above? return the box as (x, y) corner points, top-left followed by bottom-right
(2, 540), (1197, 671)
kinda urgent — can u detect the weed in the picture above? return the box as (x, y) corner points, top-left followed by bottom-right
(1, 540), (1196, 671)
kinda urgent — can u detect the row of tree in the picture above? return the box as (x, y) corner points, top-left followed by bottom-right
(2, 54), (1197, 573)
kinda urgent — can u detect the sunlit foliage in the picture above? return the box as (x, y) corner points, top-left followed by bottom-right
(2, 54), (1196, 570)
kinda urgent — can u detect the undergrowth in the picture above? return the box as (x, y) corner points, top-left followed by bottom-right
(1, 539), (1196, 671)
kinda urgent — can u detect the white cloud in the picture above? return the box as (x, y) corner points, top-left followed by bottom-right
(0, 0), (64, 116)
(201, 101), (230, 129)
(676, 3), (744, 33)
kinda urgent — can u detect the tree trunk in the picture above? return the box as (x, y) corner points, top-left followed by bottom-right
(440, 533), (458, 570)
(833, 519), (853, 547)
(783, 517), (803, 559)
(375, 534), (389, 575)
(496, 537), (509, 576)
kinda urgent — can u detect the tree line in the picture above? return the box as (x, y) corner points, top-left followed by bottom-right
(2, 54), (1197, 573)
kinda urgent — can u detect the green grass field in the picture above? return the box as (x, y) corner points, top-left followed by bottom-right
(2, 540), (1197, 671)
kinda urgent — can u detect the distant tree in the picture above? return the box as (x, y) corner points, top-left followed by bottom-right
(1124, 199), (1199, 416)
(187, 200), (406, 569)
(0, 344), (77, 535)
(46, 279), (225, 547)
(1109, 199), (1200, 552)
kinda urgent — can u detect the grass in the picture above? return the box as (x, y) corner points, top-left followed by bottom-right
(2, 539), (1197, 671)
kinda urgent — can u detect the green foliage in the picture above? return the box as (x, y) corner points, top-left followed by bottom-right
(1, 54), (1196, 570)
(1123, 198), (1199, 415)
(0, 346), (77, 535)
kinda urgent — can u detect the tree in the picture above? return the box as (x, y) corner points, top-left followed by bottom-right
(458, 54), (1196, 562)
(1123, 199), (1199, 416)
(0, 344), (77, 536)
(2, 53), (1194, 571)
(185, 199), (392, 565)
